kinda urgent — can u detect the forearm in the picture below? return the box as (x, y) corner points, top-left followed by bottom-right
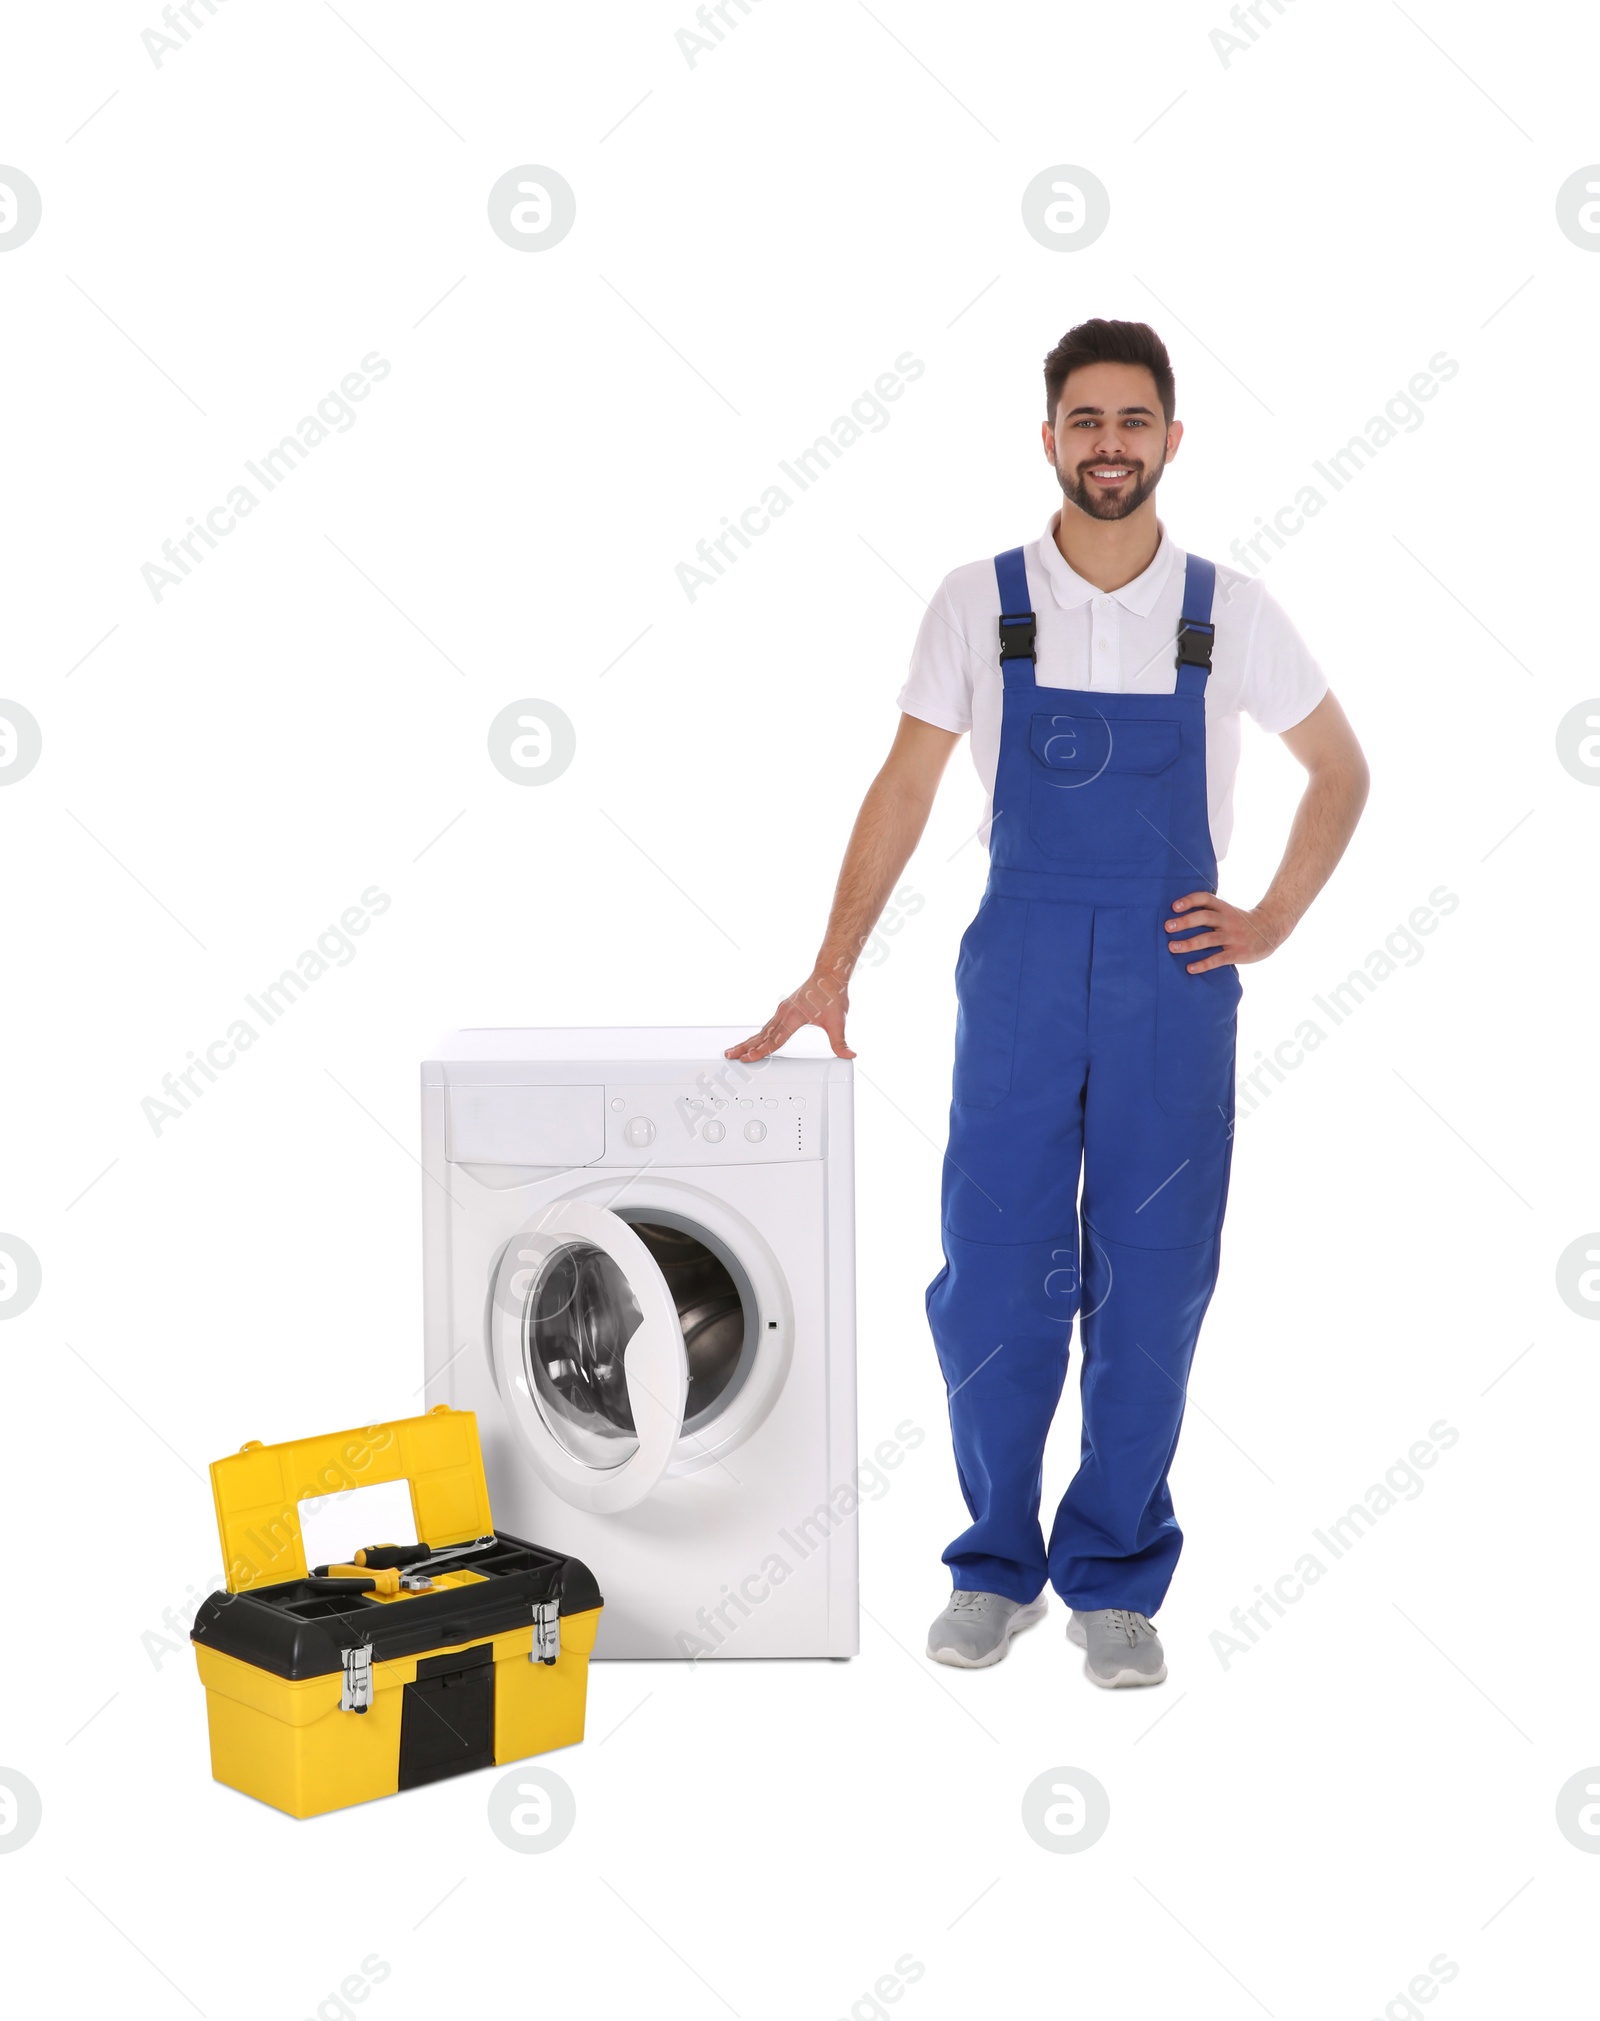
(814, 767), (935, 979)
(1255, 755), (1369, 942)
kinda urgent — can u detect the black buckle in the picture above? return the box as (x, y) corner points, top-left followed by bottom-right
(1176, 619), (1214, 670)
(998, 611), (1037, 662)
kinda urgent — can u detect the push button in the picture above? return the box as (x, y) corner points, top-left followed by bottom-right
(703, 1120), (725, 1143)
(743, 1119), (766, 1143)
(624, 1116), (656, 1148)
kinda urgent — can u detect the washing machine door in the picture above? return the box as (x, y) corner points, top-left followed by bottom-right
(489, 1199), (689, 1514)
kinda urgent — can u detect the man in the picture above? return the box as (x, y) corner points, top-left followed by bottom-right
(727, 319), (1367, 1688)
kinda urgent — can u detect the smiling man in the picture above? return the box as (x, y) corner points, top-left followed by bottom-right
(728, 319), (1368, 1689)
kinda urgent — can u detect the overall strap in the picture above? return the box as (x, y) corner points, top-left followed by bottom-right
(996, 546), (1216, 693)
(993, 548), (1036, 688)
(1174, 554), (1216, 697)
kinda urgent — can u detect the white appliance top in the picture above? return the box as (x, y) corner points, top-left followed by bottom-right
(426, 1026), (843, 1065)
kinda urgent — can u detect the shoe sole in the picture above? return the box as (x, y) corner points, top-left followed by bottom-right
(1066, 1613), (1166, 1686)
(926, 1596), (1048, 1668)
(1083, 1659), (1167, 1688)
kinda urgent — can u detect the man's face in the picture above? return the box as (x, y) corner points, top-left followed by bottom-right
(1044, 362), (1179, 521)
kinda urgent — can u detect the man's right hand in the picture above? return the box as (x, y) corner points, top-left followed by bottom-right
(725, 964), (855, 1063)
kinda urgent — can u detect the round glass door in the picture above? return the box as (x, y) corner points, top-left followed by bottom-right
(490, 1198), (689, 1514)
(524, 1241), (646, 1468)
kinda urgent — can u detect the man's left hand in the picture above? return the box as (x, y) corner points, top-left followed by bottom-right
(1164, 893), (1285, 973)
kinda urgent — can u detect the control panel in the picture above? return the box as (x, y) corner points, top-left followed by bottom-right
(603, 1076), (821, 1163)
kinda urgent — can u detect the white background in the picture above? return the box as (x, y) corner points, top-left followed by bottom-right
(2, 2), (1598, 2015)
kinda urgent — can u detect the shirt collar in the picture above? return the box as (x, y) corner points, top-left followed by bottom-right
(1037, 509), (1179, 616)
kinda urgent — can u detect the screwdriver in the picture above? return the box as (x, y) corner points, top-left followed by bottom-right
(309, 1536), (498, 1593)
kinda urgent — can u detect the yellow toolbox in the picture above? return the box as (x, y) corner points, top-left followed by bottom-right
(191, 1405), (602, 1819)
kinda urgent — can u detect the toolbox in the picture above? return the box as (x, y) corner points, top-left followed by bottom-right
(191, 1405), (602, 1819)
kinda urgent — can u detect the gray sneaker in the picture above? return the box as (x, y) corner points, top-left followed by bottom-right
(1066, 1608), (1167, 1687)
(926, 1590), (1048, 1668)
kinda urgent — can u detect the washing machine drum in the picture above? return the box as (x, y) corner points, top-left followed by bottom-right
(629, 1221), (745, 1424)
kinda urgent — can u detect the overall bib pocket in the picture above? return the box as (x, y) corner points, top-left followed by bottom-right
(951, 895), (1028, 1109)
(1153, 920), (1242, 1117)
(1027, 714), (1181, 868)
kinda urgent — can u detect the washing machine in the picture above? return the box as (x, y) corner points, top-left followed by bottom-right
(420, 1028), (858, 1659)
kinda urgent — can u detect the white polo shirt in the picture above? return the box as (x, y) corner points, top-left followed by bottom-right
(896, 511), (1328, 860)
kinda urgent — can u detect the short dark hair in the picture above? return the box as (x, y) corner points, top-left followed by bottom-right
(1043, 319), (1174, 428)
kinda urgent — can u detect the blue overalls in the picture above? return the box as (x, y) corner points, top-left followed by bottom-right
(926, 545), (1239, 1618)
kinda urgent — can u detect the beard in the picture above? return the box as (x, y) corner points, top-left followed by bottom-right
(1056, 452), (1165, 521)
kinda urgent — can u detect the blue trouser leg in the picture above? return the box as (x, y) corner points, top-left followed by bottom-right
(928, 896), (1237, 1615)
(926, 893), (1087, 1603)
(1044, 1222), (1225, 1612)
(926, 1231), (1081, 1603)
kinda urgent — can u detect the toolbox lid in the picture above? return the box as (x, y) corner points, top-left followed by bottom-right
(210, 1406), (496, 1594)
